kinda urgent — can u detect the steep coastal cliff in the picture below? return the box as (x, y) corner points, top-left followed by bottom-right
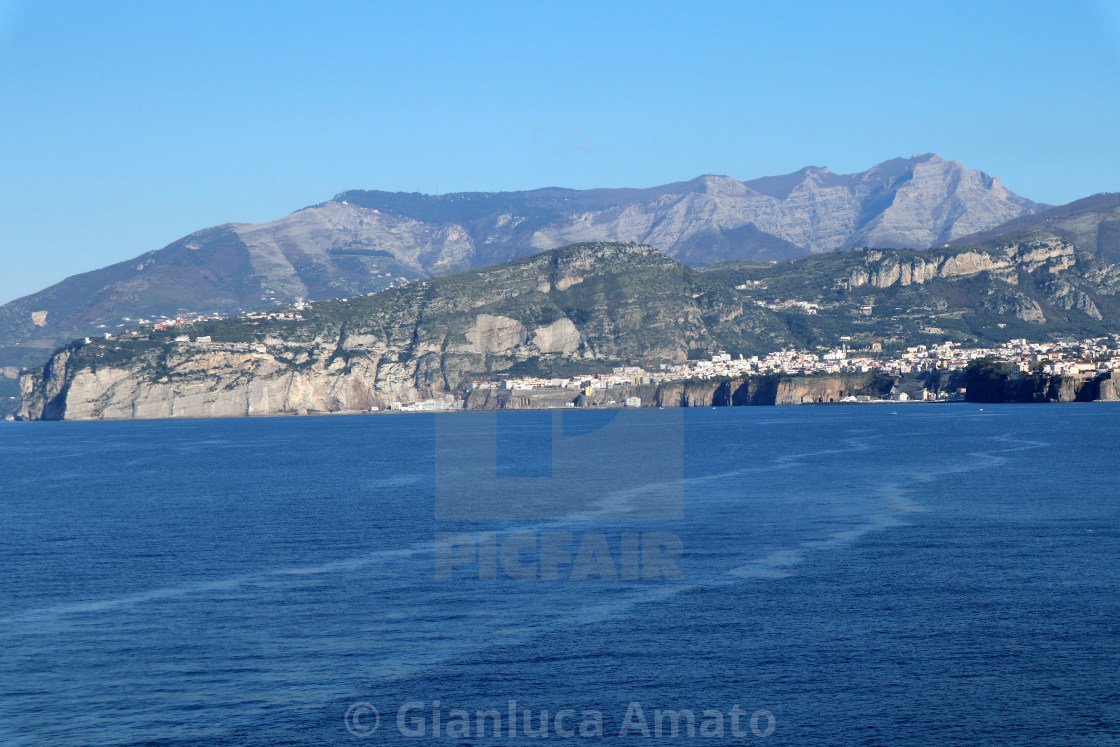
(20, 342), (422, 420)
(649, 375), (893, 407)
(964, 358), (1120, 403)
(18, 344), (931, 422)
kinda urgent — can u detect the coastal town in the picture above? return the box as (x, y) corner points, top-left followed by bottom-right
(464, 336), (1120, 407)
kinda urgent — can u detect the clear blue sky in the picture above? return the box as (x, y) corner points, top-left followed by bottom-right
(2, 0), (1119, 304)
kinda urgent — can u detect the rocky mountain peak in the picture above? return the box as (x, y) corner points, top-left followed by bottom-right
(692, 174), (750, 196)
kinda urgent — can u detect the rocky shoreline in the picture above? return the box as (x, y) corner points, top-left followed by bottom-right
(10, 370), (931, 421)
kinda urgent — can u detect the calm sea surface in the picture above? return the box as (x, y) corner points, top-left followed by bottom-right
(1, 404), (1118, 745)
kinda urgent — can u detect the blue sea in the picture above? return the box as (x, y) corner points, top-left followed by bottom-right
(1, 404), (1118, 745)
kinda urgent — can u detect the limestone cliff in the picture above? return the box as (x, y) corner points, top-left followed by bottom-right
(964, 359), (1120, 404)
(842, 236), (1075, 291)
(20, 343), (424, 421)
(648, 376), (889, 408)
(703, 231), (1120, 340)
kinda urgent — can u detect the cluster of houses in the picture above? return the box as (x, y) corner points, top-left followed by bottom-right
(472, 336), (1120, 395)
(753, 299), (820, 314)
(470, 366), (651, 394)
(99, 297), (320, 337)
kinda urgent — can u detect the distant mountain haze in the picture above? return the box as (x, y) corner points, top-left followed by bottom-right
(0, 154), (1050, 399)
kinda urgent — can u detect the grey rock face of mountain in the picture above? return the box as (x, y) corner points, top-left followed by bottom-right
(334, 153), (1041, 266)
(0, 154), (1041, 392)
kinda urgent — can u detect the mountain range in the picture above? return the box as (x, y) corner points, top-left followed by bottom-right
(6, 153), (1120, 416)
(0, 155), (1039, 366)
